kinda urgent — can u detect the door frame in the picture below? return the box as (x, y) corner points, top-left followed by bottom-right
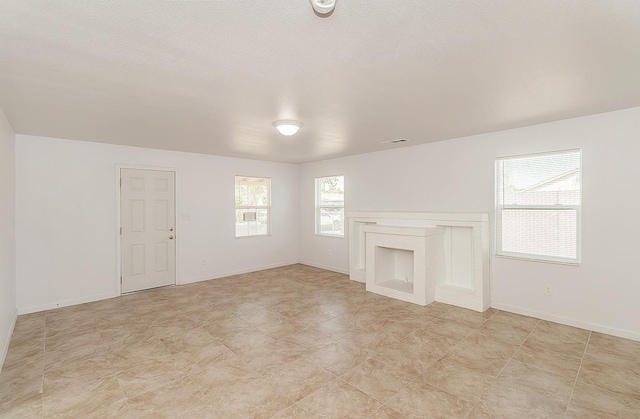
(116, 164), (180, 295)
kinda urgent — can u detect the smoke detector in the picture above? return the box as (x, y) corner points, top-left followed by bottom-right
(309, 0), (337, 15)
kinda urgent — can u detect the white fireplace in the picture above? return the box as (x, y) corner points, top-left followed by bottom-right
(349, 212), (491, 312)
(365, 225), (445, 306)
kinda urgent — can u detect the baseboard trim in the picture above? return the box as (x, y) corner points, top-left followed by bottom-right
(18, 293), (120, 315)
(180, 261), (301, 285)
(0, 309), (18, 371)
(298, 261), (349, 275)
(491, 302), (640, 342)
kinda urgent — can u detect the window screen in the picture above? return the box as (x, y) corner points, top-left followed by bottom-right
(495, 150), (581, 263)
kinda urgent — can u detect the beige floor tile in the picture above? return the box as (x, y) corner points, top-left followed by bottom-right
(115, 357), (186, 398)
(189, 356), (262, 400)
(277, 327), (336, 354)
(221, 328), (276, 355)
(422, 318), (476, 342)
(310, 317), (365, 340)
(270, 403), (317, 419)
(419, 357), (493, 404)
(578, 359), (640, 399)
(535, 320), (591, 343)
(444, 338), (511, 378)
(296, 379), (382, 418)
(438, 307), (490, 329)
(342, 357), (414, 402)
(2, 338), (44, 372)
(476, 317), (532, 345)
(469, 360), (573, 418)
(589, 332), (640, 355)
(212, 376), (291, 418)
(0, 369), (44, 412)
(44, 328), (102, 353)
(523, 327), (588, 359)
(0, 393), (42, 419)
(514, 339), (582, 379)
(125, 376), (215, 418)
(162, 336), (234, 375)
(384, 381), (473, 419)
(337, 328), (391, 357)
(44, 348), (114, 380)
(488, 310), (539, 331)
(461, 329), (521, 358)
(107, 339), (172, 372)
(565, 381), (640, 418)
(403, 301), (451, 318)
(368, 318), (424, 341)
(306, 342), (369, 375)
(43, 373), (126, 418)
(242, 340), (304, 375)
(263, 358), (334, 403)
(5, 265), (640, 418)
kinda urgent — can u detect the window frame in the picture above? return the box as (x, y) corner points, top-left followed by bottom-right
(315, 175), (345, 238)
(495, 149), (582, 265)
(235, 175), (271, 238)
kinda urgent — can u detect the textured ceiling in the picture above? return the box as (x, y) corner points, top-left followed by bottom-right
(1, 1), (639, 163)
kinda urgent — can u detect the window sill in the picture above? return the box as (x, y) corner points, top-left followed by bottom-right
(315, 233), (344, 239)
(495, 253), (581, 266)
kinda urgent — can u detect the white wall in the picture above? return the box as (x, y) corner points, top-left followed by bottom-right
(16, 135), (299, 313)
(299, 107), (640, 340)
(0, 108), (17, 369)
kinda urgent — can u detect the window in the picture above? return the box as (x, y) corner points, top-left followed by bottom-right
(316, 175), (344, 237)
(496, 150), (581, 264)
(235, 176), (270, 238)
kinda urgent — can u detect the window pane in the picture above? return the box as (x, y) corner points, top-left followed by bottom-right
(319, 207), (344, 236)
(499, 151), (580, 206)
(318, 176), (344, 207)
(235, 177), (270, 207)
(501, 208), (578, 259)
(235, 208), (269, 237)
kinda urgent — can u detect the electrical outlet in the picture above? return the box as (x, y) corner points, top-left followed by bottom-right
(544, 286), (552, 296)
(202, 258), (207, 265)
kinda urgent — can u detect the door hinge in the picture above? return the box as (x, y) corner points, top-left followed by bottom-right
(119, 178), (122, 187)
(120, 227), (122, 235)
(120, 276), (122, 285)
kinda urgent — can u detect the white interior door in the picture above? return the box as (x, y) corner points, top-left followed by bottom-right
(121, 169), (176, 293)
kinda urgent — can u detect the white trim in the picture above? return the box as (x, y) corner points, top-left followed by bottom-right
(491, 302), (640, 342)
(180, 261), (300, 285)
(18, 293), (119, 315)
(116, 165), (180, 295)
(0, 309), (18, 371)
(298, 260), (349, 275)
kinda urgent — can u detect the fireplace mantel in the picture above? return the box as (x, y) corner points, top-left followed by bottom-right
(348, 211), (491, 312)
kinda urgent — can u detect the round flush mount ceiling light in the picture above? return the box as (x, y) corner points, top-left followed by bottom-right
(273, 120), (303, 136)
(309, 0), (337, 15)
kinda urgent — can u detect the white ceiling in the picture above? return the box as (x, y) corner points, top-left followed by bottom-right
(1, 1), (640, 163)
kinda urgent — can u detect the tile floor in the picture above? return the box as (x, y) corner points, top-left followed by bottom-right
(1, 264), (639, 418)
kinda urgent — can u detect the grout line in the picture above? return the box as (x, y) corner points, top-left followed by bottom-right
(464, 318), (541, 418)
(563, 330), (591, 418)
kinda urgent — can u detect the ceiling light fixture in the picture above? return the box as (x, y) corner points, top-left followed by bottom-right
(309, 0), (337, 15)
(273, 120), (303, 136)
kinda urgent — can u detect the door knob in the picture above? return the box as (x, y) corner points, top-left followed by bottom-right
(169, 235), (174, 240)
(169, 228), (174, 231)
